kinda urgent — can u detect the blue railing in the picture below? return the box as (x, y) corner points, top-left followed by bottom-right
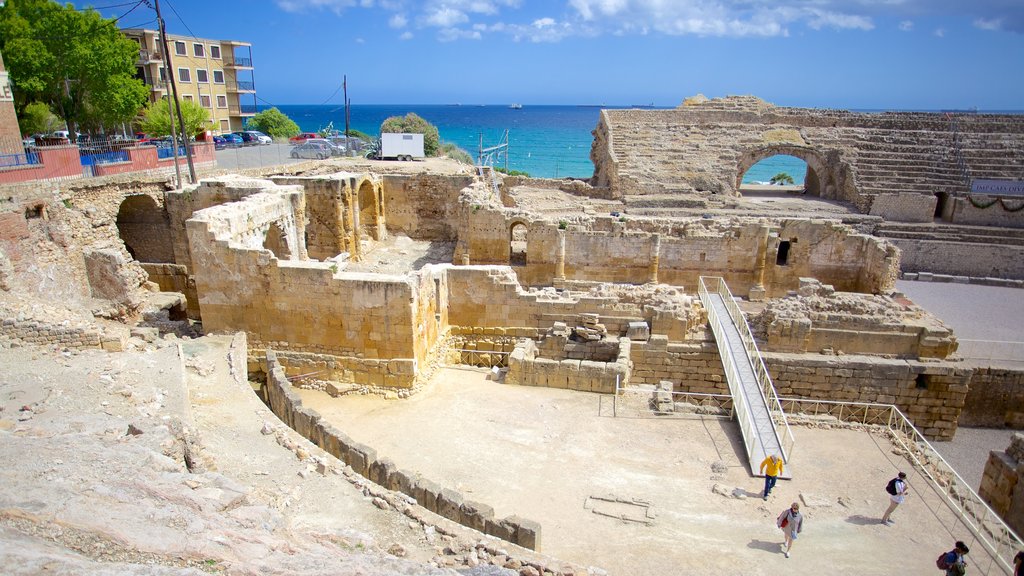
(234, 81), (254, 91)
(156, 145), (187, 160)
(79, 150), (129, 167)
(229, 57), (252, 67)
(0, 151), (41, 168)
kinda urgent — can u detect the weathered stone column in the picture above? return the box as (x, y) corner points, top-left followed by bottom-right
(649, 233), (661, 284)
(554, 229), (566, 281)
(749, 225), (770, 301)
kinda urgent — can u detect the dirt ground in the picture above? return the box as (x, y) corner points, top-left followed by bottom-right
(298, 367), (1000, 576)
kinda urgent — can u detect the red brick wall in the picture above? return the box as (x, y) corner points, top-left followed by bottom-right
(0, 50), (23, 155)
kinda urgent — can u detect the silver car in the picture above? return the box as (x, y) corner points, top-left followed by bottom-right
(290, 142), (332, 160)
(306, 138), (346, 157)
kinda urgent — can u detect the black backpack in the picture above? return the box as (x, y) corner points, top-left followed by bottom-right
(886, 478), (899, 495)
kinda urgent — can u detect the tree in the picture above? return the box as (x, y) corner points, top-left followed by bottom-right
(138, 98), (209, 138)
(246, 107), (300, 139)
(0, 0), (148, 134)
(770, 172), (795, 185)
(380, 112), (440, 156)
(18, 101), (61, 136)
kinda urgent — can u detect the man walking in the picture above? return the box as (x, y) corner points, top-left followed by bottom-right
(938, 541), (969, 576)
(760, 454), (784, 500)
(882, 471), (909, 525)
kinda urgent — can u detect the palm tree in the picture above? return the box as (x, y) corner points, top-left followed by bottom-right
(770, 172), (795, 185)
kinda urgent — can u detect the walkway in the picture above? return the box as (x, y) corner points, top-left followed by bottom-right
(699, 277), (792, 479)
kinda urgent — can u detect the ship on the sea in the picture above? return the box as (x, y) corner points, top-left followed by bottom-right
(509, 103), (522, 109)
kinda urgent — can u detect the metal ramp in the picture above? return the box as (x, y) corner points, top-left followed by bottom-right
(698, 277), (795, 479)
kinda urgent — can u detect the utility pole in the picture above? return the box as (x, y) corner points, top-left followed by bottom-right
(343, 75), (350, 138)
(154, 0), (196, 184)
(152, 0), (181, 188)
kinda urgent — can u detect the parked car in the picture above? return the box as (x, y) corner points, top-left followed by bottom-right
(245, 130), (272, 145)
(221, 133), (243, 148)
(306, 138), (345, 156)
(290, 142), (332, 160)
(288, 132), (320, 144)
(212, 135), (228, 150)
(232, 131), (258, 146)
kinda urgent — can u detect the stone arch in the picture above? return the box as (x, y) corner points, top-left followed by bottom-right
(116, 194), (174, 263)
(509, 220), (528, 266)
(736, 145), (837, 199)
(357, 179), (380, 241)
(263, 222), (291, 260)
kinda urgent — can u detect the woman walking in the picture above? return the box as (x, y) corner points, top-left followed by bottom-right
(776, 502), (804, 558)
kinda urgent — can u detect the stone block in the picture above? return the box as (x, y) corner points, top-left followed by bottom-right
(413, 478), (442, 512)
(485, 516), (516, 541)
(369, 457), (397, 487)
(509, 516), (542, 551)
(346, 442), (377, 476)
(437, 488), (464, 523)
(460, 500), (495, 532)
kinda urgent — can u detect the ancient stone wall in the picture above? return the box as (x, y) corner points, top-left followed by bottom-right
(264, 350), (543, 550)
(630, 337), (727, 392)
(506, 337), (631, 393)
(980, 434), (1024, 537)
(893, 239), (1024, 279)
(140, 263), (198, 320)
(766, 353), (970, 440)
(950, 196), (1024, 229)
(869, 193), (937, 223)
(0, 294), (126, 351)
(383, 174), (471, 241)
(960, 367), (1024, 427)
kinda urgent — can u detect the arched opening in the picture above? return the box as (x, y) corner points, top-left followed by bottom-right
(742, 154), (807, 187)
(776, 240), (791, 266)
(509, 222), (528, 266)
(263, 222), (290, 260)
(736, 146), (836, 199)
(358, 180), (379, 241)
(116, 195), (174, 263)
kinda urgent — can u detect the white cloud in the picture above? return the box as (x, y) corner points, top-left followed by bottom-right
(399, 31), (414, 40)
(934, 28), (946, 37)
(438, 27), (483, 42)
(389, 13), (408, 28)
(899, 20), (914, 32)
(425, 7), (469, 28)
(275, 0), (359, 14)
(974, 17), (1003, 31)
(533, 17), (556, 28)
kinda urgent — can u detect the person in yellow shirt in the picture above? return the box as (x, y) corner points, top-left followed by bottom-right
(760, 454), (784, 500)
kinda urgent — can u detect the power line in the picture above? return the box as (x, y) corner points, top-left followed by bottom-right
(72, 1), (144, 11)
(163, 0), (198, 40)
(113, 0), (145, 22)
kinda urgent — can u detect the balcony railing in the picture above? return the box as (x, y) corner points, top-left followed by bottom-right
(138, 48), (162, 63)
(228, 104), (257, 115)
(225, 57), (252, 68)
(229, 81), (255, 92)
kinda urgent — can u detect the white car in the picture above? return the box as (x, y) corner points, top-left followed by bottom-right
(246, 130), (272, 145)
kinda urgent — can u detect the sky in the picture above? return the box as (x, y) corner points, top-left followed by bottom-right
(73, 0), (1024, 110)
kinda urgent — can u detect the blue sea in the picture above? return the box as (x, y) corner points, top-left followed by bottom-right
(272, 104), (807, 181)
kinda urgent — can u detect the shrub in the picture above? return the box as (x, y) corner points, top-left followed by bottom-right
(380, 112), (440, 156)
(246, 107), (300, 139)
(441, 142), (473, 164)
(495, 167), (530, 177)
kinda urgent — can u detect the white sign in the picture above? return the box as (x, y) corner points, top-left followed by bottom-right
(0, 72), (12, 103)
(971, 179), (1024, 196)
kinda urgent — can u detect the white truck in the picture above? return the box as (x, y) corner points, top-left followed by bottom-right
(378, 132), (424, 161)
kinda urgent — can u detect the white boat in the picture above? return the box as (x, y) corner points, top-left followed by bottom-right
(509, 103), (522, 109)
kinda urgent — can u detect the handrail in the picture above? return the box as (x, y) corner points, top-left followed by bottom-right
(783, 397), (1022, 575)
(700, 276), (796, 462)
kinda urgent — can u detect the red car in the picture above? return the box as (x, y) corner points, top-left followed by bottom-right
(289, 132), (320, 144)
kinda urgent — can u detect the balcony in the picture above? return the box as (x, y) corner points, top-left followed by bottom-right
(148, 80), (168, 92)
(228, 81), (255, 92)
(228, 104), (257, 116)
(138, 49), (162, 63)
(224, 57), (252, 68)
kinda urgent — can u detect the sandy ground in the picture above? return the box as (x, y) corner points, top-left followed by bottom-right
(298, 367), (999, 576)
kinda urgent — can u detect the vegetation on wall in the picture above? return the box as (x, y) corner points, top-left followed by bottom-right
(0, 0), (148, 135)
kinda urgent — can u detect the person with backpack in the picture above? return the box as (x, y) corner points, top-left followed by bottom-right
(882, 471), (909, 525)
(937, 541), (969, 575)
(776, 501), (803, 558)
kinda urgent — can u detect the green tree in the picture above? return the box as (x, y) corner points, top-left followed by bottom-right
(380, 112), (440, 156)
(18, 101), (61, 136)
(0, 0), (148, 134)
(770, 172), (795, 185)
(246, 107), (300, 139)
(138, 98), (209, 138)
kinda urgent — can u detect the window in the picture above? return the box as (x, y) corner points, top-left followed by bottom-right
(174, 41), (185, 56)
(220, 119), (229, 131)
(182, 94), (194, 102)
(177, 68), (191, 82)
(193, 43), (205, 57)
(196, 69), (208, 83)
(159, 67), (167, 81)
(210, 45), (221, 59)
(216, 95), (227, 108)
(200, 94), (211, 108)
(213, 70), (224, 84)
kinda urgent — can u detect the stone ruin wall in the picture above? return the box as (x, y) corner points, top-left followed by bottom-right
(263, 349), (545, 551)
(382, 174), (472, 241)
(949, 196), (1024, 229)
(893, 238), (1024, 280)
(868, 193), (937, 223)
(980, 434), (1024, 538)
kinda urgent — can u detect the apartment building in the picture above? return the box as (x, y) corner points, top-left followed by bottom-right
(122, 28), (256, 134)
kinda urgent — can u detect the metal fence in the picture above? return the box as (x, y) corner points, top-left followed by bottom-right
(612, 382), (734, 419)
(698, 276), (796, 461)
(78, 138), (135, 168)
(783, 397), (1022, 575)
(454, 349), (510, 368)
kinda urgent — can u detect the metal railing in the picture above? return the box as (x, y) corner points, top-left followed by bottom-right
(782, 397), (1022, 575)
(229, 104), (257, 115)
(230, 81), (255, 92)
(0, 149), (40, 168)
(455, 348), (510, 368)
(613, 381), (733, 419)
(698, 277), (796, 461)
(225, 57), (252, 67)
(79, 138), (136, 167)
